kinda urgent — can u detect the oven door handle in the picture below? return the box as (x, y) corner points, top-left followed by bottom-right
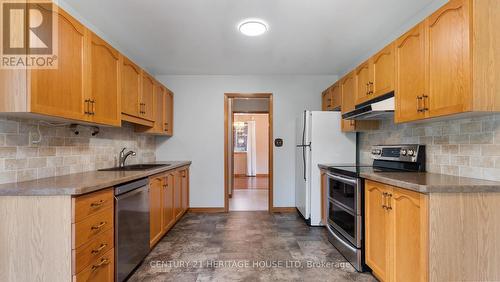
(327, 225), (357, 252)
(326, 173), (358, 185)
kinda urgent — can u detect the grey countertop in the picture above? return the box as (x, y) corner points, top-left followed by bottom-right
(319, 164), (500, 193)
(0, 161), (191, 196)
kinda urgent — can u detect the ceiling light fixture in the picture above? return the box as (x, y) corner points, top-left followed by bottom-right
(238, 18), (268, 37)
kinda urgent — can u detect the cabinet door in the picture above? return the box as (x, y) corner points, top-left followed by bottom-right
(153, 84), (165, 133)
(121, 57), (141, 117)
(141, 72), (155, 121)
(355, 61), (371, 104)
(365, 181), (390, 282)
(371, 43), (395, 98)
(30, 8), (89, 122)
(164, 91), (174, 136)
(321, 90), (330, 111)
(426, 0), (471, 118)
(390, 188), (428, 282)
(149, 177), (163, 247)
(88, 33), (121, 126)
(173, 171), (183, 220)
(181, 168), (189, 212)
(395, 23), (427, 123)
(341, 73), (356, 132)
(331, 83), (342, 110)
(162, 174), (175, 232)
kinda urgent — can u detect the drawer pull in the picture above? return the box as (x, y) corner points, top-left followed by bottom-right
(91, 258), (110, 271)
(91, 243), (108, 254)
(90, 200), (105, 207)
(91, 221), (107, 230)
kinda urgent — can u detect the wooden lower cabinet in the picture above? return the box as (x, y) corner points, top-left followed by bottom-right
(365, 180), (428, 282)
(74, 249), (114, 282)
(149, 166), (190, 248)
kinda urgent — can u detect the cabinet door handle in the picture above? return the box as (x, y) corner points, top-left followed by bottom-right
(416, 96), (423, 112)
(91, 243), (108, 254)
(366, 83), (369, 95)
(90, 200), (105, 207)
(91, 221), (107, 230)
(386, 193), (393, 210)
(90, 100), (95, 115)
(422, 95), (429, 112)
(91, 258), (110, 271)
(84, 99), (90, 115)
(369, 82), (373, 94)
(382, 192), (388, 209)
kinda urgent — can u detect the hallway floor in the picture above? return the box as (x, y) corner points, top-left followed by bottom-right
(129, 212), (376, 282)
(233, 176), (269, 189)
(229, 189), (268, 211)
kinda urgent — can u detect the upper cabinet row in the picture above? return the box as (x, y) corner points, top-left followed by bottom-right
(0, 4), (173, 136)
(322, 0), (500, 125)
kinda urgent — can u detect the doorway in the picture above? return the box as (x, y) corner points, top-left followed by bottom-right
(224, 93), (273, 212)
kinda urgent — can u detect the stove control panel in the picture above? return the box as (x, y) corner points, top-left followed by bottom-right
(371, 144), (425, 163)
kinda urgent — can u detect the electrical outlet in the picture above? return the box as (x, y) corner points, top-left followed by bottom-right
(30, 130), (41, 144)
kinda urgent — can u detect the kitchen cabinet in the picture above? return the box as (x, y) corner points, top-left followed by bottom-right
(164, 89), (174, 135)
(365, 180), (428, 282)
(88, 32), (122, 126)
(149, 176), (163, 247)
(371, 43), (395, 98)
(321, 90), (331, 111)
(136, 81), (168, 135)
(162, 173), (175, 231)
(141, 71), (156, 121)
(341, 72), (379, 132)
(395, 22), (427, 123)
(181, 168), (189, 213)
(121, 57), (141, 118)
(330, 83), (342, 110)
(174, 171), (183, 220)
(355, 61), (371, 105)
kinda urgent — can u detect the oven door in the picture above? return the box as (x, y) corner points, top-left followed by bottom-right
(328, 199), (362, 248)
(326, 172), (361, 215)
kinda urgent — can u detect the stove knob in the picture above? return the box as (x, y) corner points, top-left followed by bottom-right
(408, 149), (415, 156)
(401, 149), (407, 156)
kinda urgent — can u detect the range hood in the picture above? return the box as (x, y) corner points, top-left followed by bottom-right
(342, 92), (394, 120)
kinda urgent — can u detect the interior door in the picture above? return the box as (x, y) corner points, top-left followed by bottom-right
(89, 32), (121, 126)
(426, 0), (470, 118)
(30, 7), (88, 122)
(141, 72), (155, 121)
(365, 181), (390, 282)
(121, 57), (141, 117)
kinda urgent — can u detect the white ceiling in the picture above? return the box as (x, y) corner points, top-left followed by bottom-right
(61, 0), (446, 75)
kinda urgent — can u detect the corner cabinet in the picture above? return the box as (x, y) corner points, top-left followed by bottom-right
(365, 180), (428, 282)
(149, 166), (189, 248)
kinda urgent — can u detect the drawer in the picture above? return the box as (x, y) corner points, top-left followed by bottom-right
(73, 188), (114, 223)
(73, 207), (113, 249)
(73, 229), (114, 274)
(74, 248), (114, 282)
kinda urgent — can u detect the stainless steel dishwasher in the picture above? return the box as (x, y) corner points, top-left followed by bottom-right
(115, 178), (150, 282)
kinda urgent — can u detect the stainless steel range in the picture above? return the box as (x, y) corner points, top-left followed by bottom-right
(325, 144), (425, 272)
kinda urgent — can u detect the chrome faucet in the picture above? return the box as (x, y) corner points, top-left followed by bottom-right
(119, 148), (136, 167)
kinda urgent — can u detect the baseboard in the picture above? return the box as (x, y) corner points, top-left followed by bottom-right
(271, 207), (296, 213)
(188, 207), (226, 213)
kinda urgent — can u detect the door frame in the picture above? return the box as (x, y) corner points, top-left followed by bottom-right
(224, 93), (273, 212)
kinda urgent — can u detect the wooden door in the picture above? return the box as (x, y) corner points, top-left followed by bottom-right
(149, 177), (163, 247)
(141, 72), (155, 121)
(371, 43), (395, 98)
(121, 57), (141, 117)
(390, 188), (428, 282)
(355, 61), (371, 104)
(331, 83), (342, 110)
(426, 0), (471, 118)
(365, 180), (390, 282)
(341, 73), (356, 132)
(173, 171), (183, 220)
(88, 32), (121, 126)
(321, 90), (330, 111)
(162, 174), (175, 232)
(29, 8), (89, 122)
(181, 168), (189, 213)
(395, 22), (427, 123)
(164, 90), (174, 135)
(153, 84), (165, 133)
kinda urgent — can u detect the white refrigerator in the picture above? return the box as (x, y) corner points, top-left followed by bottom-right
(295, 111), (356, 226)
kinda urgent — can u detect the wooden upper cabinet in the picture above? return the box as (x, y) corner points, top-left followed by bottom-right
(371, 42), (395, 98)
(341, 73), (356, 132)
(88, 32), (121, 126)
(395, 23), (427, 123)
(426, 0), (470, 117)
(365, 181), (390, 282)
(30, 7), (89, 122)
(141, 72), (155, 121)
(164, 90), (174, 136)
(321, 90), (330, 111)
(330, 83), (342, 110)
(154, 84), (166, 133)
(355, 61), (371, 104)
(121, 57), (141, 117)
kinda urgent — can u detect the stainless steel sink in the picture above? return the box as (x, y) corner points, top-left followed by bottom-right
(98, 164), (170, 171)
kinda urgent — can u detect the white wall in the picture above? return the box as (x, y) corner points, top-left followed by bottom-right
(155, 75), (336, 208)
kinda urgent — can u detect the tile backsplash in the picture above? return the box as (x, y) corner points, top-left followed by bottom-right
(359, 114), (500, 182)
(0, 117), (156, 185)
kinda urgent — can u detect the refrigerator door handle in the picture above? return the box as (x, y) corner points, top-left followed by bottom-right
(302, 146), (306, 181)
